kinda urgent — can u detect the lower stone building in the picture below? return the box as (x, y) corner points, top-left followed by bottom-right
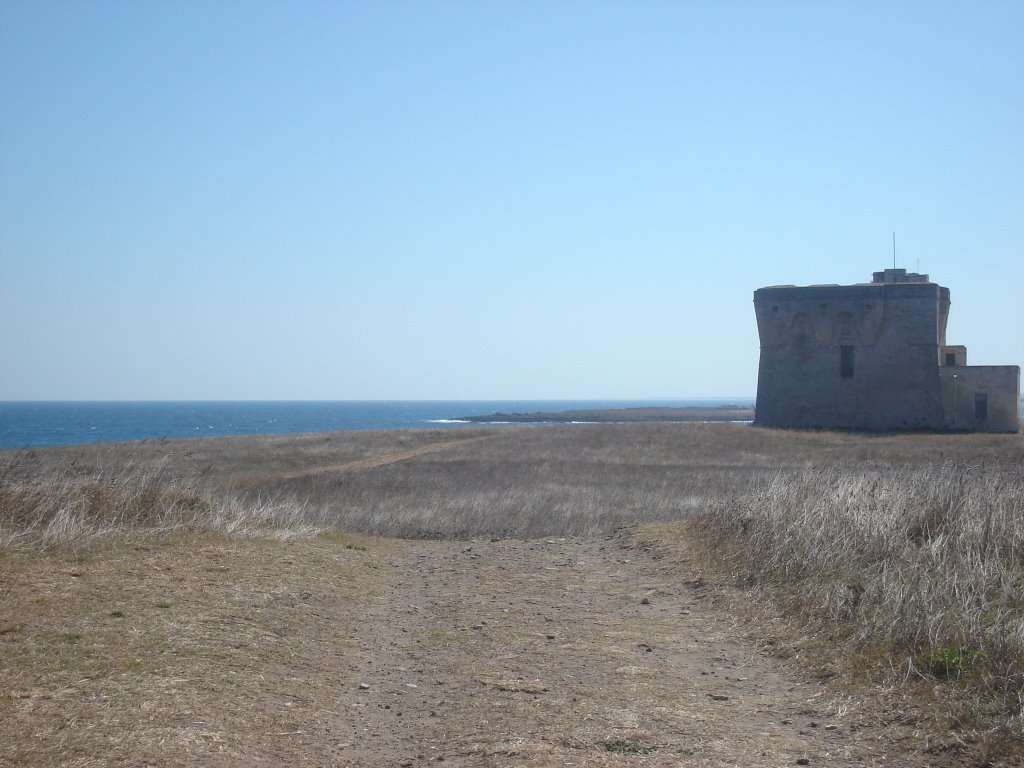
(753, 268), (1020, 432)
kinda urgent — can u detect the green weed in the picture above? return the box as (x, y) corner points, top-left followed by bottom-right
(597, 739), (658, 755)
(916, 646), (984, 677)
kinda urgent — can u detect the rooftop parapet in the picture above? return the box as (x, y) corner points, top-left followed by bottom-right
(872, 267), (930, 284)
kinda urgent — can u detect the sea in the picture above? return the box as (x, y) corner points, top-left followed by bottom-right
(0, 399), (755, 450)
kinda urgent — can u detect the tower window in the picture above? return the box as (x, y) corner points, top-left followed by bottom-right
(840, 345), (854, 378)
(946, 353), (956, 366)
(975, 393), (988, 419)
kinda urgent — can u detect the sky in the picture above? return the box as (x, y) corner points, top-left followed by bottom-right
(1, 1), (1021, 400)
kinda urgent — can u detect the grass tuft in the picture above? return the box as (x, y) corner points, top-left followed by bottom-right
(916, 646), (985, 678)
(597, 739), (658, 755)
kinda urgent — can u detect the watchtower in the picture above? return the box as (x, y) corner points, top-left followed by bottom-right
(753, 269), (1019, 432)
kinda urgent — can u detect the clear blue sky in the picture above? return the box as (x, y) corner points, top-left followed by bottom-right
(1, 1), (1021, 400)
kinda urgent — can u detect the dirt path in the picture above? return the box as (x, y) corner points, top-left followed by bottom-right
(227, 434), (495, 489)
(2, 527), (931, 768)
(313, 530), (922, 767)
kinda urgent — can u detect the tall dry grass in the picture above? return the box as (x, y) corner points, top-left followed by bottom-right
(698, 456), (1024, 756)
(0, 460), (322, 550)
(704, 460), (1024, 675)
(4, 423), (1020, 544)
(246, 423), (775, 538)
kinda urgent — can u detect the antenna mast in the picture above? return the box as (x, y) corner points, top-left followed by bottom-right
(892, 232), (896, 269)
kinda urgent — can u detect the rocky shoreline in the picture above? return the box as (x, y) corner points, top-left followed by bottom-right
(456, 405), (755, 424)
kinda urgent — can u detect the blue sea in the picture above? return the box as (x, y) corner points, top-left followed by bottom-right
(0, 400), (754, 450)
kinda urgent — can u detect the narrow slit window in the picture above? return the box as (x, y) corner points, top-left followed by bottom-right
(840, 345), (854, 378)
(975, 393), (988, 420)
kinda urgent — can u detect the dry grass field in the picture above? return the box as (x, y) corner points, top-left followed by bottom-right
(1, 423), (1022, 766)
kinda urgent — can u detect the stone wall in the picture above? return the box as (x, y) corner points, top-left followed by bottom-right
(939, 365), (1021, 433)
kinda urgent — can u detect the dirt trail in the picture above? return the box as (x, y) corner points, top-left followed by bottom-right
(307, 530), (922, 767)
(228, 434), (495, 488)
(1, 526), (932, 768)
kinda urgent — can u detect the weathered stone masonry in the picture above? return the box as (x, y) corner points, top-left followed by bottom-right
(753, 268), (1020, 432)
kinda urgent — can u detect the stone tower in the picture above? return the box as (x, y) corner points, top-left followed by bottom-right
(753, 269), (1019, 432)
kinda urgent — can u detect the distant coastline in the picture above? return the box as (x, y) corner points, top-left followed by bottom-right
(455, 405), (755, 424)
(0, 400), (755, 449)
